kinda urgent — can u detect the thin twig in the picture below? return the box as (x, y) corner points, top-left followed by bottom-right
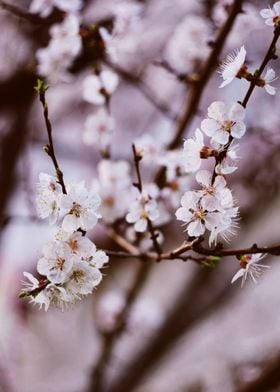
(131, 144), (162, 256)
(0, 0), (42, 23)
(212, 24), (280, 183)
(154, 0), (243, 186)
(88, 262), (151, 392)
(37, 85), (67, 194)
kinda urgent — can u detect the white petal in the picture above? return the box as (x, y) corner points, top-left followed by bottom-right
(207, 101), (226, 121)
(228, 102), (245, 121)
(187, 219), (205, 237)
(265, 84), (277, 95)
(135, 218), (147, 232)
(231, 122), (246, 139)
(196, 170), (211, 187)
(201, 119), (218, 137)
(231, 268), (245, 284)
(62, 214), (80, 232)
(260, 9), (274, 18)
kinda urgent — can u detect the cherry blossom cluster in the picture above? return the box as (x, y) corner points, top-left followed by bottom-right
(19, 0), (280, 311)
(35, 11), (82, 82)
(175, 102), (241, 245)
(21, 174), (108, 310)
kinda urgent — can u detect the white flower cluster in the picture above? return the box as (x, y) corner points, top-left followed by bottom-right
(36, 14), (82, 82)
(99, 1), (144, 62)
(22, 173), (108, 310)
(175, 100), (243, 245)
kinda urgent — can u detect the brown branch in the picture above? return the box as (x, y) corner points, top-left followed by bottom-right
(131, 144), (162, 256)
(0, 0), (43, 23)
(154, 0), (243, 186)
(105, 60), (178, 121)
(212, 23), (280, 183)
(37, 84), (67, 194)
(167, 0), (243, 150)
(88, 262), (151, 392)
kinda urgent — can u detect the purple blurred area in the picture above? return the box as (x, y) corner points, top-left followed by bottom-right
(1, 1), (280, 391)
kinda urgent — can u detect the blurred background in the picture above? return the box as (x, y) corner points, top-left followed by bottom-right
(1, 0), (280, 391)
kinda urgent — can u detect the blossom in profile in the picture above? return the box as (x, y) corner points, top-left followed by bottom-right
(182, 128), (213, 173)
(201, 101), (246, 145)
(82, 70), (119, 105)
(260, 2), (280, 26)
(231, 254), (270, 287)
(260, 68), (278, 95)
(218, 46), (247, 88)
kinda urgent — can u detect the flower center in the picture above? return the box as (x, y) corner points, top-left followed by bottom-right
(71, 270), (85, 283)
(221, 120), (234, 133)
(70, 202), (82, 217)
(55, 258), (65, 270)
(68, 239), (78, 251)
(193, 208), (205, 221)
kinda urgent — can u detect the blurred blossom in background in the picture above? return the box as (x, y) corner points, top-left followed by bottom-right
(1, 0), (280, 391)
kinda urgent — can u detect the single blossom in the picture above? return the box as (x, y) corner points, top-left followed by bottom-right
(36, 173), (62, 224)
(61, 182), (101, 232)
(260, 2), (280, 26)
(31, 283), (69, 311)
(83, 109), (115, 149)
(82, 70), (119, 105)
(231, 254), (270, 287)
(126, 188), (160, 232)
(218, 46), (247, 88)
(65, 260), (103, 298)
(175, 191), (222, 238)
(37, 240), (75, 284)
(201, 101), (246, 145)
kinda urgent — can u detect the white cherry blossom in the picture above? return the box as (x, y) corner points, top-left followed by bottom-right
(37, 240), (74, 284)
(36, 173), (62, 224)
(65, 260), (103, 298)
(218, 46), (247, 88)
(231, 254), (270, 287)
(82, 70), (119, 105)
(196, 170), (230, 210)
(36, 14), (82, 81)
(201, 101), (246, 145)
(260, 2), (280, 26)
(83, 109), (115, 149)
(32, 284), (69, 311)
(61, 182), (101, 232)
(126, 188), (160, 233)
(175, 191), (222, 237)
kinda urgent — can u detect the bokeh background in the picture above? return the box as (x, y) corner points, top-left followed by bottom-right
(1, 0), (280, 391)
